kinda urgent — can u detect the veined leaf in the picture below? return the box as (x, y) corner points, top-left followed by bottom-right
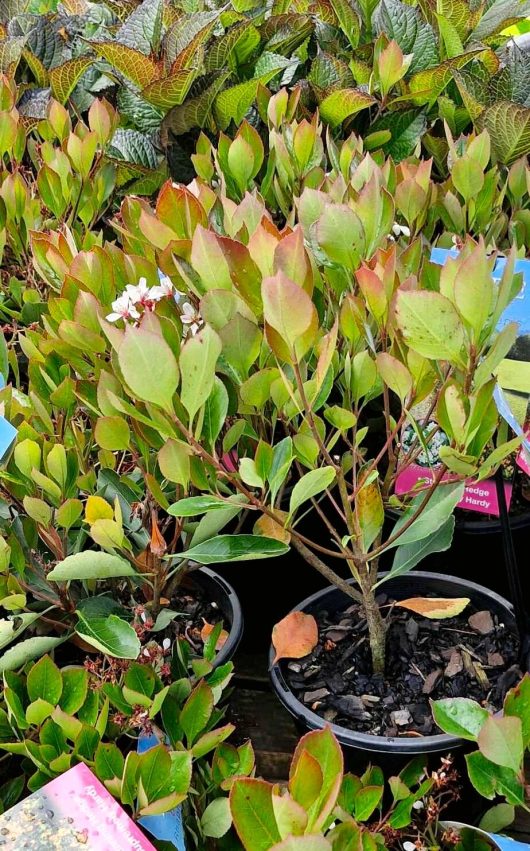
(50, 57), (92, 104)
(319, 88), (375, 129)
(162, 71), (231, 137)
(89, 41), (159, 89)
(479, 100), (530, 165)
(141, 68), (198, 111)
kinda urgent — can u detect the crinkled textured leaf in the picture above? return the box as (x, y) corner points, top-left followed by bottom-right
(308, 52), (355, 98)
(409, 50), (499, 104)
(170, 20), (216, 72)
(0, 36), (26, 72)
(204, 21), (260, 73)
(116, 0), (164, 55)
(49, 57), (92, 104)
(261, 13), (313, 55)
(319, 88), (375, 128)
(454, 68), (489, 119)
(165, 11), (219, 65)
(490, 45), (530, 107)
(479, 100), (530, 164)
(375, 0), (438, 74)
(108, 128), (160, 168)
(437, 0), (482, 39)
(162, 71), (230, 136)
(23, 18), (64, 70)
(116, 86), (163, 131)
(17, 86), (51, 118)
(371, 109), (427, 161)
(141, 68), (197, 110)
(89, 41), (159, 89)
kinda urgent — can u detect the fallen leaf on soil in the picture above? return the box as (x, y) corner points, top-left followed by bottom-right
(468, 610), (494, 635)
(487, 652), (504, 667)
(272, 611), (318, 664)
(254, 511), (291, 544)
(201, 620), (229, 650)
(395, 597), (470, 619)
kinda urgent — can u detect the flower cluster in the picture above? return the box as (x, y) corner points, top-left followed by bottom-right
(106, 275), (200, 332)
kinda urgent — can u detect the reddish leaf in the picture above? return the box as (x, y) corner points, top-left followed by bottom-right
(201, 621), (229, 650)
(272, 611), (318, 664)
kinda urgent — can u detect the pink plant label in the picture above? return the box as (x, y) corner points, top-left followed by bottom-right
(0, 763), (156, 850)
(395, 464), (513, 516)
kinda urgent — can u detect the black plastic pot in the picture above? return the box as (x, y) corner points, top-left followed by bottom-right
(187, 566), (244, 666)
(270, 571), (517, 766)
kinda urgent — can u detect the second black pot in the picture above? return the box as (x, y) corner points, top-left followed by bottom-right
(270, 571), (519, 770)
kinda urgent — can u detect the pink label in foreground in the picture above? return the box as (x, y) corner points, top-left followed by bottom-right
(0, 763), (156, 850)
(395, 464), (513, 516)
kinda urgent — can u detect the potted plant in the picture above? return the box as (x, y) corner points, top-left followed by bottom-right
(62, 122), (524, 760)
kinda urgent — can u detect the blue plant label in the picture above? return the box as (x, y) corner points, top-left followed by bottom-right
(0, 374), (17, 464)
(137, 733), (186, 851)
(442, 821), (530, 851)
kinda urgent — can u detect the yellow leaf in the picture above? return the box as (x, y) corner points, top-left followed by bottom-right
(395, 597), (470, 619)
(85, 495), (114, 524)
(254, 511), (291, 544)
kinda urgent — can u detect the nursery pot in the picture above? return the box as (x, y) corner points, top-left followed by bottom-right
(270, 571), (518, 769)
(186, 566), (244, 666)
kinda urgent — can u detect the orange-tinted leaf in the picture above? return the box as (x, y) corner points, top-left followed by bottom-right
(89, 42), (159, 89)
(201, 621), (229, 650)
(254, 511), (291, 544)
(395, 597), (470, 619)
(272, 611), (318, 664)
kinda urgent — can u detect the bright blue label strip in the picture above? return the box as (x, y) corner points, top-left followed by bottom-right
(137, 733), (186, 850)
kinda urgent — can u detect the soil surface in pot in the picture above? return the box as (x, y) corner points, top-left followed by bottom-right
(162, 583), (228, 653)
(284, 595), (521, 737)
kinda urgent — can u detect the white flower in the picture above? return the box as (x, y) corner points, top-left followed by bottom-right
(149, 276), (174, 301)
(404, 842), (417, 851)
(180, 301), (201, 336)
(106, 294), (140, 323)
(125, 277), (151, 306)
(391, 222), (411, 238)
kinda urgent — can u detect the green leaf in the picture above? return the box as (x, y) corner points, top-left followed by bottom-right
(202, 797), (232, 839)
(95, 417), (130, 451)
(431, 697), (489, 740)
(59, 668), (88, 715)
(384, 483), (464, 550)
(169, 496), (233, 516)
(0, 613), (41, 651)
(319, 89), (375, 129)
(180, 681), (213, 746)
(375, 0), (438, 74)
(183, 534), (289, 564)
(289, 467), (336, 516)
(116, 0), (164, 55)
(118, 322), (179, 412)
(504, 674), (530, 747)
(27, 655), (62, 705)
(477, 716), (523, 773)
(262, 272), (316, 354)
(180, 325), (222, 425)
(0, 637), (65, 673)
(372, 109), (427, 162)
(158, 439), (191, 487)
(95, 742), (125, 781)
(162, 71), (231, 136)
(230, 779), (282, 849)
(354, 785), (383, 821)
(124, 663), (156, 698)
(465, 752), (525, 806)
(479, 101), (530, 165)
(47, 551), (136, 581)
(139, 743), (171, 801)
(380, 516), (454, 585)
(395, 290), (466, 364)
(75, 613), (141, 660)
(479, 803), (515, 833)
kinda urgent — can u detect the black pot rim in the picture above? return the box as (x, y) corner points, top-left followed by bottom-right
(269, 571), (516, 755)
(189, 566), (244, 667)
